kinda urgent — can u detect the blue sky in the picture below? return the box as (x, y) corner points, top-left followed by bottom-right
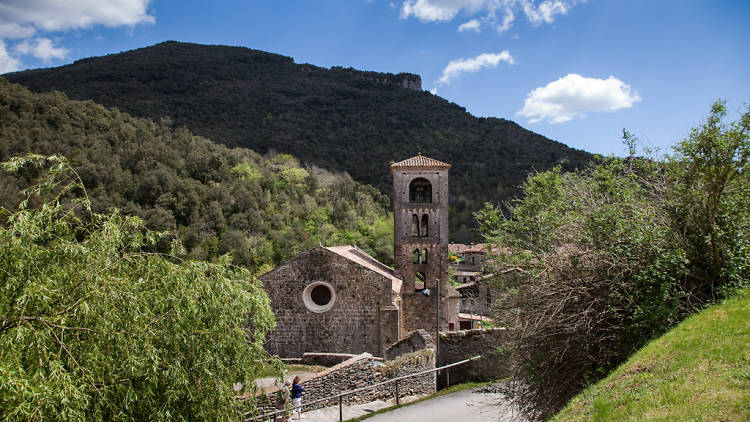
(1, 0), (748, 156)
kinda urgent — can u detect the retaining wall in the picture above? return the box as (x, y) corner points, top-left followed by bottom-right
(254, 350), (435, 420)
(438, 328), (509, 388)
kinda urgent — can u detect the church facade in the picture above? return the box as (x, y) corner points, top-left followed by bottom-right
(260, 154), (459, 358)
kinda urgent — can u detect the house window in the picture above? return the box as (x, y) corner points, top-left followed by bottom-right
(421, 249), (428, 264)
(411, 214), (419, 237)
(415, 271), (425, 291)
(420, 214), (428, 237)
(413, 249), (420, 264)
(409, 178), (432, 203)
(302, 282), (336, 313)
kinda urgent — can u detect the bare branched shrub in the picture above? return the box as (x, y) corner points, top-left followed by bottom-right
(479, 101), (750, 420)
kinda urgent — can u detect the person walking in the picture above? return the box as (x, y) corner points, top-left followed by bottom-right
(291, 376), (305, 420)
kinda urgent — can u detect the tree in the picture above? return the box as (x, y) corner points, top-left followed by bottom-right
(0, 155), (279, 421)
(478, 101), (750, 420)
(667, 100), (750, 301)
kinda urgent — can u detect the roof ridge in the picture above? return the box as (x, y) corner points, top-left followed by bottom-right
(390, 154), (451, 169)
(349, 247), (395, 275)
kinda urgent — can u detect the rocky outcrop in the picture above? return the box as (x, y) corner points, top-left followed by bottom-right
(397, 74), (422, 91)
(385, 329), (434, 360)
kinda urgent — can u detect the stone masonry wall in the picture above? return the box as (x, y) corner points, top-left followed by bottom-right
(392, 166), (455, 334)
(253, 351), (435, 420)
(386, 329), (433, 360)
(299, 351), (435, 411)
(261, 247), (399, 357)
(438, 328), (510, 388)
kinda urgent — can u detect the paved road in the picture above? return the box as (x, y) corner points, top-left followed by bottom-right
(303, 387), (525, 422)
(364, 388), (525, 422)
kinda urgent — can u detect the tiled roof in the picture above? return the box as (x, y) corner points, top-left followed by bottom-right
(457, 313), (493, 322)
(453, 282), (476, 289)
(325, 246), (402, 293)
(449, 243), (486, 254)
(453, 271), (480, 277)
(449, 243), (467, 254)
(390, 154), (451, 169)
(466, 244), (485, 253)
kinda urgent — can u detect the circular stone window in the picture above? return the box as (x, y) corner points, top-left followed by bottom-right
(302, 282), (336, 313)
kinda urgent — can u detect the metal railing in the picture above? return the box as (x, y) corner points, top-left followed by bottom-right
(246, 355), (481, 422)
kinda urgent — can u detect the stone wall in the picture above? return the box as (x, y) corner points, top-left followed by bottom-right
(253, 351), (435, 420)
(385, 329), (433, 360)
(300, 351), (435, 411)
(261, 246), (399, 357)
(438, 328), (510, 388)
(392, 164), (456, 333)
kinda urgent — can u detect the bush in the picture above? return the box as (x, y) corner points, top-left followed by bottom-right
(477, 101), (750, 420)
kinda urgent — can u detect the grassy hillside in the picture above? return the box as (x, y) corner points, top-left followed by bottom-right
(552, 288), (750, 421)
(3, 41), (593, 242)
(0, 78), (393, 270)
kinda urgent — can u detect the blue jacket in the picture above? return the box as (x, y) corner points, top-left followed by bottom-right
(291, 383), (304, 399)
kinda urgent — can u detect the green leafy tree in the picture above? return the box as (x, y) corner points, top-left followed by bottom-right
(667, 100), (750, 300)
(0, 79), (394, 270)
(0, 155), (279, 421)
(478, 101), (750, 420)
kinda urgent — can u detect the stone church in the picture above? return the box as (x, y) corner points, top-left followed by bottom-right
(261, 154), (460, 358)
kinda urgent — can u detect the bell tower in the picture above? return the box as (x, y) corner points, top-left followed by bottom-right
(390, 154), (455, 334)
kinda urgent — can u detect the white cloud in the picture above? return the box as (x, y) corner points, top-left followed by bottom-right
(495, 7), (515, 33)
(522, 0), (568, 25)
(458, 19), (481, 32)
(401, 0), (485, 22)
(434, 50), (515, 90)
(517, 74), (642, 124)
(0, 40), (22, 73)
(399, 0), (580, 33)
(0, 0), (155, 32)
(0, 22), (35, 39)
(14, 37), (69, 62)
(0, 0), (154, 71)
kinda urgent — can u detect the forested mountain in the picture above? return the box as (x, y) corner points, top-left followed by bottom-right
(0, 79), (393, 271)
(4, 41), (593, 242)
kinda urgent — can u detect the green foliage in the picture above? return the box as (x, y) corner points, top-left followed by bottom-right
(667, 100), (750, 300)
(231, 162), (262, 181)
(0, 78), (393, 271)
(478, 101), (750, 419)
(3, 41), (592, 242)
(0, 155), (279, 420)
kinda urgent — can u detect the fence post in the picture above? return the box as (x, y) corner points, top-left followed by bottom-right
(339, 395), (343, 422)
(395, 379), (400, 406)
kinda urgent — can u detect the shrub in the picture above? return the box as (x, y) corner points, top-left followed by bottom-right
(478, 101), (750, 420)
